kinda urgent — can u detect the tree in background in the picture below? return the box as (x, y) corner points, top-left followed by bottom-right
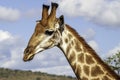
(104, 51), (120, 75)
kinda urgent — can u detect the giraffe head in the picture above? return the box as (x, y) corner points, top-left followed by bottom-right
(23, 3), (64, 61)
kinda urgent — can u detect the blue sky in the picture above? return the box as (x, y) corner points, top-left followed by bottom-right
(0, 0), (120, 76)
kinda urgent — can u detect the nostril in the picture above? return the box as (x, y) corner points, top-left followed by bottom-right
(24, 48), (31, 54)
(25, 49), (29, 53)
(24, 46), (33, 54)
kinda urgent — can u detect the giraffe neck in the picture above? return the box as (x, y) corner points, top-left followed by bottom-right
(58, 25), (120, 80)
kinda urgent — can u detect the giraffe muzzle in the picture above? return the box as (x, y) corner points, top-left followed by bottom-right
(23, 53), (35, 62)
(23, 46), (35, 62)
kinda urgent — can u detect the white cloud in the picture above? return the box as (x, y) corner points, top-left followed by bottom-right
(82, 28), (95, 40)
(88, 40), (99, 52)
(0, 30), (25, 67)
(51, 0), (120, 27)
(81, 28), (99, 52)
(0, 6), (20, 22)
(107, 43), (120, 57)
(0, 30), (11, 41)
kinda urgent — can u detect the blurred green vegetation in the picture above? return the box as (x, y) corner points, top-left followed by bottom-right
(104, 51), (120, 75)
(0, 68), (77, 80)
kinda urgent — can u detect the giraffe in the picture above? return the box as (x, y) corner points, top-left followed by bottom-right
(23, 3), (120, 80)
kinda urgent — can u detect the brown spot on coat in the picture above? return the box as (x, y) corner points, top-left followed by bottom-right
(69, 51), (76, 63)
(83, 65), (89, 76)
(91, 65), (104, 77)
(76, 65), (82, 80)
(82, 77), (88, 80)
(78, 53), (84, 63)
(102, 76), (110, 80)
(66, 44), (71, 55)
(68, 34), (72, 39)
(72, 63), (77, 72)
(71, 40), (74, 46)
(86, 54), (95, 64)
(65, 38), (68, 43)
(75, 41), (82, 52)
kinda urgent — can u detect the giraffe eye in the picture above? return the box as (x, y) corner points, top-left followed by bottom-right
(45, 30), (54, 36)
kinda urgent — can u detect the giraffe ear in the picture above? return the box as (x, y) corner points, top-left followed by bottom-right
(59, 15), (64, 33)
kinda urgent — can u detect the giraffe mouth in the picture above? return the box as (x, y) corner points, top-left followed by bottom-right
(23, 48), (44, 62)
(23, 53), (35, 62)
